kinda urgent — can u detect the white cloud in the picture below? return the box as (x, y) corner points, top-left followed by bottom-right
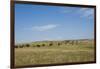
(79, 8), (94, 18)
(32, 24), (58, 31)
(60, 7), (94, 19)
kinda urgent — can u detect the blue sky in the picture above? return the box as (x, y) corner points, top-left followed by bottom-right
(15, 4), (94, 44)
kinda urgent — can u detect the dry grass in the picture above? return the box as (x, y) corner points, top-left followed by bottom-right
(15, 43), (95, 67)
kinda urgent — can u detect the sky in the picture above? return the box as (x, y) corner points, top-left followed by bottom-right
(15, 3), (94, 44)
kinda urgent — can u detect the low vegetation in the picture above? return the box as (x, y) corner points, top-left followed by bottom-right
(15, 39), (95, 67)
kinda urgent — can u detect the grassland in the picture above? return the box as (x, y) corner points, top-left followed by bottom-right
(15, 39), (95, 67)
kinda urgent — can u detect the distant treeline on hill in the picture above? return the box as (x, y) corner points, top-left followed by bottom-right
(15, 39), (94, 48)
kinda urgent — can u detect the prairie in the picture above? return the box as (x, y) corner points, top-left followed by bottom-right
(15, 39), (95, 67)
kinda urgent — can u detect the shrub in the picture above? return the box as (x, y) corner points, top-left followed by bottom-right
(58, 43), (61, 46)
(49, 43), (53, 46)
(26, 44), (30, 47)
(37, 45), (40, 47)
(15, 45), (18, 48)
(42, 44), (45, 47)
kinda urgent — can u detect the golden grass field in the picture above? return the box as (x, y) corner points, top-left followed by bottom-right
(15, 40), (95, 67)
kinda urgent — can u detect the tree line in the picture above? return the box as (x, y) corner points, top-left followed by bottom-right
(15, 40), (81, 48)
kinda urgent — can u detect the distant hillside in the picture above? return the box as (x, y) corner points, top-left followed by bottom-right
(16, 39), (94, 45)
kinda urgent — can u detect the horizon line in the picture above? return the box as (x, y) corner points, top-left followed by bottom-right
(15, 38), (94, 45)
